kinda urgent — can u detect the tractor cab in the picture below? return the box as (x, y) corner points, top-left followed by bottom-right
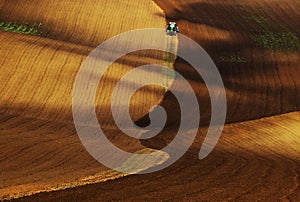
(166, 22), (179, 35)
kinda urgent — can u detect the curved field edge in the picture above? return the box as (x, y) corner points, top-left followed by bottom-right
(153, 0), (300, 125)
(7, 111), (300, 201)
(1, 0), (300, 201)
(0, 148), (166, 201)
(0, 0), (178, 200)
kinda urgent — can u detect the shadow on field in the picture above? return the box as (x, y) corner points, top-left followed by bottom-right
(151, 0), (300, 124)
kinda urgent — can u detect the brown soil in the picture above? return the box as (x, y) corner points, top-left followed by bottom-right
(0, 0), (171, 199)
(9, 112), (300, 201)
(1, 0), (300, 201)
(154, 0), (300, 125)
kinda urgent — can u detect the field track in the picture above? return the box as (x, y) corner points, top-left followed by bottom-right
(154, 0), (300, 125)
(0, 0), (177, 199)
(1, 0), (300, 201)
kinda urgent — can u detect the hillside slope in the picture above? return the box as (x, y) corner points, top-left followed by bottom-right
(0, 0), (174, 199)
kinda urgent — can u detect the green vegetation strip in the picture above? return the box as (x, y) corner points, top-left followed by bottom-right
(0, 21), (44, 36)
(235, 1), (300, 52)
(220, 55), (247, 63)
(250, 30), (299, 52)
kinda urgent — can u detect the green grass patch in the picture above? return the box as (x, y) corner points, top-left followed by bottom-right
(250, 31), (300, 51)
(0, 21), (47, 36)
(220, 55), (247, 63)
(244, 15), (268, 30)
(234, 2), (300, 52)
